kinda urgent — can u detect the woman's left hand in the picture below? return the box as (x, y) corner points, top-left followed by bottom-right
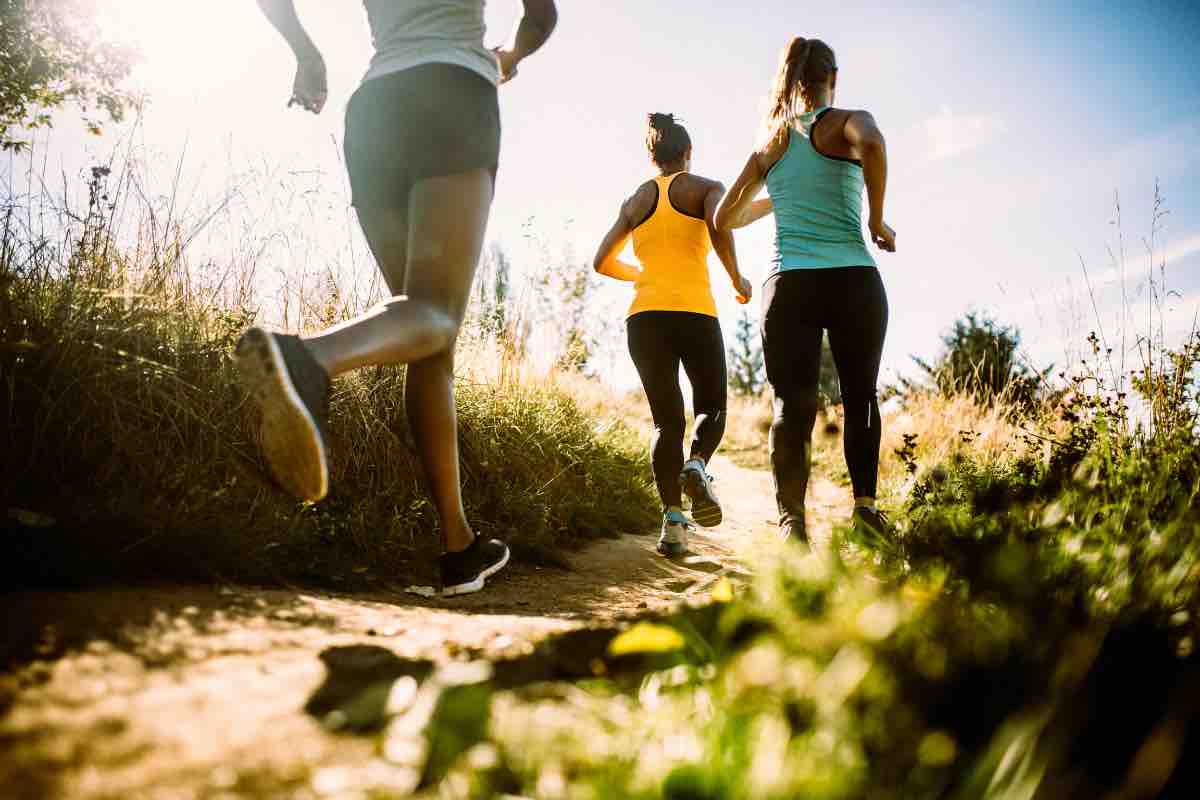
(869, 219), (896, 253)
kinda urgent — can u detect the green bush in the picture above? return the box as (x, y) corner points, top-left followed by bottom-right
(421, 334), (1200, 798)
(0, 178), (657, 588)
(908, 311), (1047, 411)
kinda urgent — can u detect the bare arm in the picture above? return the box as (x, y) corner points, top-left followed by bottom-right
(256, 0), (326, 113)
(592, 198), (641, 283)
(843, 111), (895, 252)
(714, 126), (787, 231)
(715, 189), (774, 230)
(734, 197), (774, 229)
(494, 0), (559, 83)
(704, 183), (752, 302)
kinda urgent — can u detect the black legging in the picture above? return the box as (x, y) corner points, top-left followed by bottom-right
(761, 267), (888, 524)
(627, 311), (727, 509)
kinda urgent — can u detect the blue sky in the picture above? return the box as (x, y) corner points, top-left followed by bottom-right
(7, 0), (1199, 391)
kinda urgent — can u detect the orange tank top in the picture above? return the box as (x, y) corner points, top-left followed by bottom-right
(628, 173), (716, 318)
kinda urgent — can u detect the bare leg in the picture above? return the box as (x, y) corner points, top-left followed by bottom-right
(303, 201), (458, 377)
(299, 169), (491, 552)
(401, 170), (493, 552)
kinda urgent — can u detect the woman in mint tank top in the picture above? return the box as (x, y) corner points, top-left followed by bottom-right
(715, 37), (897, 548)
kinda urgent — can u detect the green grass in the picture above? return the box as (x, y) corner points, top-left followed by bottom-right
(357, 334), (1200, 799)
(0, 194), (658, 589)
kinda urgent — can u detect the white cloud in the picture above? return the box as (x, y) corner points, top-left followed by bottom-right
(995, 231), (1200, 319)
(1073, 231), (1200, 293)
(923, 107), (1006, 161)
(1163, 234), (1200, 268)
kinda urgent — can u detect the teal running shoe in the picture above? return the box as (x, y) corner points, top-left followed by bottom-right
(680, 464), (723, 527)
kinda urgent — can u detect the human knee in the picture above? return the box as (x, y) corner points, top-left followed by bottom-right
(693, 407), (726, 428)
(380, 297), (461, 355)
(654, 416), (687, 445)
(772, 386), (820, 428)
(839, 387), (880, 427)
(408, 347), (455, 380)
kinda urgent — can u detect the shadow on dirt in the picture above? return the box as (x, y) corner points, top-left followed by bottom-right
(0, 585), (335, 671)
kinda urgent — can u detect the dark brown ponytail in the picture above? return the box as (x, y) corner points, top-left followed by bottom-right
(765, 37), (837, 132)
(646, 112), (691, 168)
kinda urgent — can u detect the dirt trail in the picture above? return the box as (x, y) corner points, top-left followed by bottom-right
(0, 456), (851, 799)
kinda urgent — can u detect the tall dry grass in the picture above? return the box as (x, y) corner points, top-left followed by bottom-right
(872, 390), (1033, 502)
(0, 150), (657, 588)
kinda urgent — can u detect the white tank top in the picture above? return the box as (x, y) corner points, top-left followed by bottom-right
(362, 0), (499, 86)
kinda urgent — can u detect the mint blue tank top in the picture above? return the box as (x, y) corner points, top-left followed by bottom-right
(765, 107), (876, 272)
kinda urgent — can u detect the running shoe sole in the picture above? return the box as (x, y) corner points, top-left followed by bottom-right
(442, 547), (511, 597)
(235, 328), (328, 502)
(681, 469), (723, 527)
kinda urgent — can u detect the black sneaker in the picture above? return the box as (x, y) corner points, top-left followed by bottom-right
(851, 506), (895, 550)
(680, 464), (723, 527)
(235, 327), (331, 502)
(440, 537), (510, 596)
(780, 517), (810, 550)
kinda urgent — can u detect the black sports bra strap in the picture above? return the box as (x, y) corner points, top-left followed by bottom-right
(808, 108), (863, 168)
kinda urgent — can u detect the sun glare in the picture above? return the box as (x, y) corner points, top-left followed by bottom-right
(96, 0), (263, 94)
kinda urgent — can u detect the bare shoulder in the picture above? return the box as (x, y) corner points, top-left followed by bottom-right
(622, 179), (658, 222)
(680, 173), (725, 195)
(755, 123), (792, 172)
(841, 109), (881, 134)
(664, 173), (718, 219)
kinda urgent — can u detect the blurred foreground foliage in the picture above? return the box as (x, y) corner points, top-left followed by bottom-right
(374, 328), (1200, 799)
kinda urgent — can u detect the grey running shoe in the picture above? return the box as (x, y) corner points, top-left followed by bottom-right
(680, 464), (723, 527)
(440, 537), (510, 596)
(235, 327), (331, 502)
(657, 510), (691, 557)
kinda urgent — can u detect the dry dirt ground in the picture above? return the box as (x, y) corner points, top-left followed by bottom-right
(0, 456), (852, 799)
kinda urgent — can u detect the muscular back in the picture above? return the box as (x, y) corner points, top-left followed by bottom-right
(626, 173), (722, 228)
(809, 108), (861, 164)
(758, 108), (878, 171)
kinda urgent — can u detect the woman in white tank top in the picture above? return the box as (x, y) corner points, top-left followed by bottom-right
(362, 0), (499, 85)
(237, 0), (557, 596)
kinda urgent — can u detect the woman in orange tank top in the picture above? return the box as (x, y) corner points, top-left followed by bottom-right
(592, 113), (752, 556)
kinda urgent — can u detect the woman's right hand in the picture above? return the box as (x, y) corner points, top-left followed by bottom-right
(493, 48), (521, 84)
(289, 52), (327, 114)
(734, 274), (753, 303)
(869, 218), (896, 252)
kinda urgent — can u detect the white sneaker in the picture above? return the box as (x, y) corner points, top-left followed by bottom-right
(657, 510), (690, 557)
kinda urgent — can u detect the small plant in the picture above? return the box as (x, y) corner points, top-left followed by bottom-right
(728, 308), (765, 397)
(906, 311), (1048, 412)
(894, 432), (919, 475)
